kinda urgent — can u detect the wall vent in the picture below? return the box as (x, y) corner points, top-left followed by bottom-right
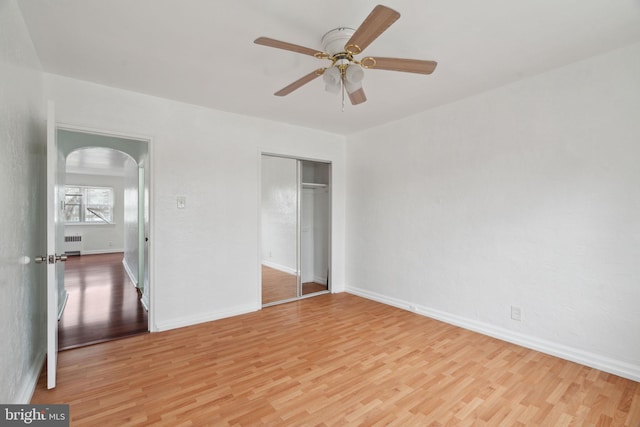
(64, 234), (82, 256)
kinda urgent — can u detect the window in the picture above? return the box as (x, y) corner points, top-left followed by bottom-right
(64, 186), (114, 224)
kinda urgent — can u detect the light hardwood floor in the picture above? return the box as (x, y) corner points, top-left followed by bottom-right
(32, 294), (640, 426)
(262, 265), (328, 305)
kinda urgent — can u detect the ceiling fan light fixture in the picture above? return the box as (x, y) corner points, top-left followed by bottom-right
(345, 64), (364, 83)
(344, 64), (364, 95)
(323, 66), (342, 93)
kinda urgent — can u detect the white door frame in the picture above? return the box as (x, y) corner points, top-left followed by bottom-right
(45, 101), (62, 389)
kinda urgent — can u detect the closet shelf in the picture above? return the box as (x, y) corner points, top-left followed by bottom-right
(302, 182), (327, 188)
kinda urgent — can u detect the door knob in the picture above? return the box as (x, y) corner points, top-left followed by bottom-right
(34, 254), (68, 264)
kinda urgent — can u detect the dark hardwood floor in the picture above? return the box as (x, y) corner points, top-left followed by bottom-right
(59, 253), (148, 350)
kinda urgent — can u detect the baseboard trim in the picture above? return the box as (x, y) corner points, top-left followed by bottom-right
(313, 275), (327, 285)
(155, 303), (259, 332)
(15, 350), (46, 403)
(346, 286), (640, 382)
(262, 261), (297, 276)
(81, 248), (124, 255)
(122, 257), (138, 287)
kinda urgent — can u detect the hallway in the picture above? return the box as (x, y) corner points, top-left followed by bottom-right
(59, 253), (148, 350)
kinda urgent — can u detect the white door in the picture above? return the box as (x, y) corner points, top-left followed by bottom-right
(45, 101), (66, 389)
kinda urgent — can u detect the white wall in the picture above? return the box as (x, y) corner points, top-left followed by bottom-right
(301, 189), (314, 283)
(65, 172), (126, 254)
(44, 73), (347, 331)
(0, 0), (46, 403)
(301, 188), (330, 285)
(261, 155), (298, 274)
(346, 43), (640, 381)
(312, 188), (329, 284)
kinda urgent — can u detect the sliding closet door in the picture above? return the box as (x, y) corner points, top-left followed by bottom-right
(261, 155), (299, 305)
(261, 155), (331, 306)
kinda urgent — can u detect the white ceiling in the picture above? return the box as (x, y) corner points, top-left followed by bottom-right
(18, 0), (640, 135)
(66, 147), (132, 176)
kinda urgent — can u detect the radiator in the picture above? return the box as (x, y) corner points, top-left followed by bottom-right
(64, 234), (82, 255)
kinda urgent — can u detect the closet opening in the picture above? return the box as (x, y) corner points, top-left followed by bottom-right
(261, 155), (331, 306)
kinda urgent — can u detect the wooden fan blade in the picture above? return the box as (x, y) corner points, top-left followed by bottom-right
(274, 69), (324, 96)
(345, 5), (400, 54)
(348, 87), (367, 105)
(254, 37), (323, 57)
(366, 57), (437, 74)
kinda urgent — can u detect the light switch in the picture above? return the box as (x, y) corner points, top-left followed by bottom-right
(177, 196), (186, 209)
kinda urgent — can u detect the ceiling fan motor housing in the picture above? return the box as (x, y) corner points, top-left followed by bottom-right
(321, 27), (355, 56)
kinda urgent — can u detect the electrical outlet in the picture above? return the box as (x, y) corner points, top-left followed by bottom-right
(177, 196), (186, 209)
(511, 306), (522, 321)
(108, 241), (113, 247)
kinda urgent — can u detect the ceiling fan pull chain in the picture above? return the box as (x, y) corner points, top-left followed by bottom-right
(341, 77), (345, 112)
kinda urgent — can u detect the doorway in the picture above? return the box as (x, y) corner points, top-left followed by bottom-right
(56, 129), (150, 348)
(261, 155), (331, 306)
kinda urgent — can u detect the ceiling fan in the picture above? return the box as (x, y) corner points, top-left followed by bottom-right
(254, 4), (437, 106)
